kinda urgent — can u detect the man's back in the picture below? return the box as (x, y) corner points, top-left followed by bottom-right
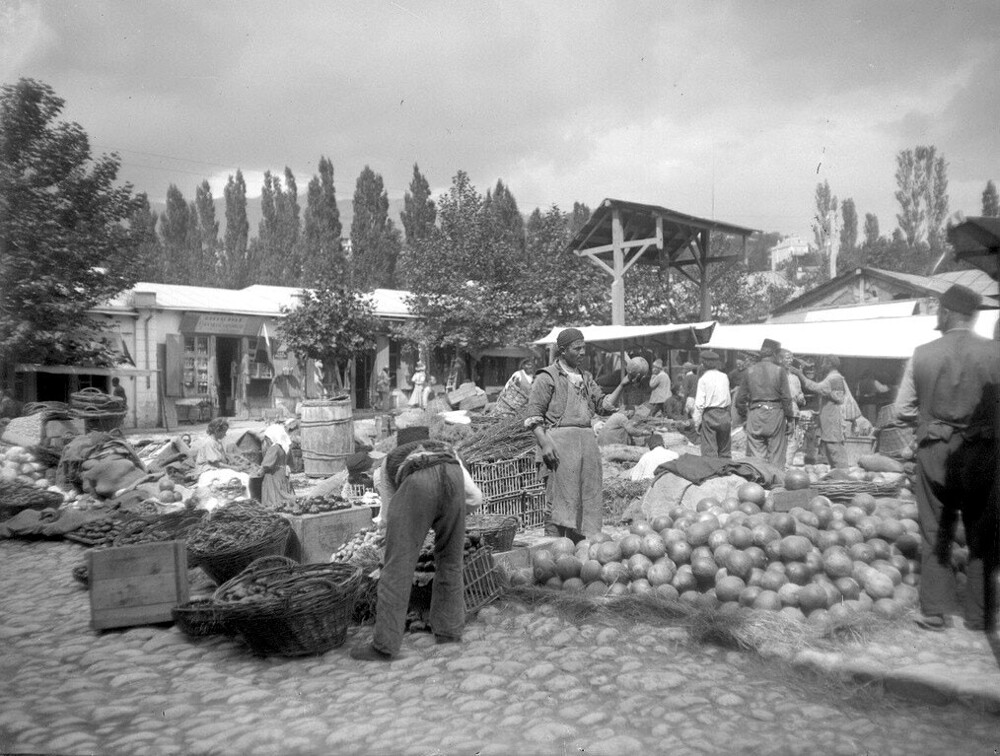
(912, 330), (999, 427)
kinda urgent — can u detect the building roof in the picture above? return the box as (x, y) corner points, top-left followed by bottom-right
(768, 300), (920, 324)
(948, 216), (1000, 280)
(771, 266), (998, 316)
(103, 283), (414, 319)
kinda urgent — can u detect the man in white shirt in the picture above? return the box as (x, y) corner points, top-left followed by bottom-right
(692, 350), (732, 459)
(630, 435), (679, 480)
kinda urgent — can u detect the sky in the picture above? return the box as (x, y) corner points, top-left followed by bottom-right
(2, 0), (998, 243)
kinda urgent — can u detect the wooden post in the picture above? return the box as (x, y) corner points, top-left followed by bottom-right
(612, 208), (626, 325)
(699, 229), (712, 321)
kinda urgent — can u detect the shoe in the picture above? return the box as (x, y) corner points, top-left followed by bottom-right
(435, 635), (461, 645)
(914, 614), (947, 632)
(349, 644), (393, 662)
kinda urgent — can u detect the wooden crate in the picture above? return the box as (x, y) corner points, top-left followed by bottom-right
(88, 541), (189, 630)
(281, 508), (373, 564)
(770, 488), (819, 512)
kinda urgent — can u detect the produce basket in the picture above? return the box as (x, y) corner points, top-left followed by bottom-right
(172, 598), (235, 637)
(463, 547), (503, 615)
(0, 480), (64, 517)
(214, 558), (362, 656)
(812, 479), (901, 502)
(466, 514), (519, 553)
(70, 405), (126, 432)
(876, 425), (915, 457)
(187, 509), (292, 585)
(843, 436), (877, 468)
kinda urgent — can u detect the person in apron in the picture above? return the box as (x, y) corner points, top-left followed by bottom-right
(524, 328), (630, 542)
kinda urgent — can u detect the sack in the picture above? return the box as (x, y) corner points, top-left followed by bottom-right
(841, 383), (862, 422)
(857, 453), (905, 474)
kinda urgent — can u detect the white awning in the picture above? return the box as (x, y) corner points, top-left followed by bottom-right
(16, 364), (156, 376)
(533, 322), (716, 351)
(705, 312), (999, 359)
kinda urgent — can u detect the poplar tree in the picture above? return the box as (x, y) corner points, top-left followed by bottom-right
(351, 165), (401, 290)
(159, 185), (191, 284)
(301, 156), (344, 285)
(195, 180), (220, 283)
(400, 163), (436, 247)
(222, 169), (249, 288)
(983, 180), (999, 217)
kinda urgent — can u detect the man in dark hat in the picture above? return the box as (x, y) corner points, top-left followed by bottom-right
(735, 338), (794, 467)
(351, 425), (484, 660)
(894, 284), (1000, 632)
(692, 350), (732, 458)
(525, 327), (630, 541)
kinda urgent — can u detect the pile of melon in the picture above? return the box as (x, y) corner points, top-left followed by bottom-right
(513, 482), (928, 624)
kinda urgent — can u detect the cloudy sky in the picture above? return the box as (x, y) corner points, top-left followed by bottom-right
(3, 0), (998, 242)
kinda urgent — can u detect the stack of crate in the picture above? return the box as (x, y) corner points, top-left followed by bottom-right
(470, 451), (546, 529)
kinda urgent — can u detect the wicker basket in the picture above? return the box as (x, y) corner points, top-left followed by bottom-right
(172, 598), (235, 637)
(217, 561), (362, 657)
(466, 514), (519, 553)
(876, 425), (915, 457)
(193, 518), (292, 585)
(463, 547), (503, 615)
(844, 436), (877, 467)
(812, 479), (901, 502)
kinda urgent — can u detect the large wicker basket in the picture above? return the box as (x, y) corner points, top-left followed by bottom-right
(172, 598), (235, 637)
(191, 518), (292, 585)
(466, 514), (519, 553)
(214, 558), (362, 656)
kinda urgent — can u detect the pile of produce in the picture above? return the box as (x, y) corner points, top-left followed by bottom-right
(186, 501), (286, 555)
(414, 532), (485, 583)
(112, 511), (206, 547)
(0, 446), (70, 505)
(456, 414), (534, 464)
(270, 493), (368, 516)
(331, 527), (385, 566)
(64, 517), (125, 547)
(513, 481), (926, 625)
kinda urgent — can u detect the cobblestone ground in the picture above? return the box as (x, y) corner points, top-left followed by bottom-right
(1, 540), (997, 756)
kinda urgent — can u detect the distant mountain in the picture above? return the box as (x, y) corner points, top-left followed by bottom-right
(149, 196), (408, 239)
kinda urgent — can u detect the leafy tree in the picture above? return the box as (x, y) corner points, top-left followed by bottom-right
(0, 78), (141, 374)
(350, 165), (401, 289)
(222, 169), (250, 288)
(981, 180), (998, 217)
(131, 193), (162, 281)
(400, 171), (525, 360)
(279, 286), (379, 395)
(895, 148), (926, 246)
(746, 231), (781, 272)
(484, 179), (525, 251)
(159, 184), (192, 284)
(924, 148), (949, 253)
(811, 180), (838, 260)
(400, 163), (436, 247)
(863, 213), (880, 250)
(195, 179), (219, 283)
(301, 156), (344, 285)
(568, 202), (591, 238)
(839, 198), (858, 258)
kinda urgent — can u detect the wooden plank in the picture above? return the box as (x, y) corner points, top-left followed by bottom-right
(88, 541), (188, 630)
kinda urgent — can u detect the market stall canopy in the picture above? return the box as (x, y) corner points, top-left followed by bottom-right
(533, 322), (717, 352)
(947, 216), (1000, 280)
(705, 311), (999, 359)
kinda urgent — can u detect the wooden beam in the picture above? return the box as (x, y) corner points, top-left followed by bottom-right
(612, 208), (626, 325)
(577, 249), (615, 277)
(572, 235), (660, 257)
(700, 229), (711, 320)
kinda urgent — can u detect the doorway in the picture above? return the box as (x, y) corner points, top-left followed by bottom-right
(215, 337), (240, 417)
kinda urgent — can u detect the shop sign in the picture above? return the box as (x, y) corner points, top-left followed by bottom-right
(180, 312), (263, 336)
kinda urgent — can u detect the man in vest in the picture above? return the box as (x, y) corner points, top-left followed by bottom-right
(895, 284), (1000, 632)
(735, 338), (794, 468)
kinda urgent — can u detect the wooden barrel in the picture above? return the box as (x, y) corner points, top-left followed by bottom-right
(299, 398), (354, 478)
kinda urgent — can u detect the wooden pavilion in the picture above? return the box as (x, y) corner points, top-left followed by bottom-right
(567, 198), (759, 323)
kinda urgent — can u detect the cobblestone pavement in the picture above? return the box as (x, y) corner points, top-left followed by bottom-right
(1, 540), (998, 756)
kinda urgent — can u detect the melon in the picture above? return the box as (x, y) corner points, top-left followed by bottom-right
(554, 554), (582, 580)
(629, 578), (653, 595)
(509, 567), (533, 586)
(562, 577), (585, 593)
(725, 550), (754, 581)
(777, 582), (801, 607)
(595, 540), (623, 565)
(752, 590), (783, 611)
(839, 527), (864, 547)
(889, 553), (909, 575)
(867, 538), (892, 561)
(671, 566), (697, 593)
(544, 576), (563, 590)
(691, 557), (718, 586)
(737, 482), (766, 505)
(770, 513), (796, 537)
(608, 583), (629, 597)
(850, 492), (877, 514)
(739, 585), (763, 607)
(807, 608), (830, 628)
(667, 540), (693, 565)
(872, 562), (902, 587)
(862, 570), (895, 600)
(600, 562), (627, 585)
(694, 591), (721, 611)
(803, 550), (824, 575)
(843, 506), (866, 526)
(764, 539), (783, 562)
(738, 501), (762, 515)
(715, 575), (745, 603)
(816, 530), (841, 552)
(585, 580), (609, 596)
(655, 584), (680, 601)
(822, 548), (854, 580)
(696, 497), (722, 512)
(549, 537), (577, 557)
(855, 517), (880, 540)
(590, 532), (612, 545)
(797, 583), (829, 614)
(651, 515), (672, 532)
(893, 583), (919, 607)
(847, 542), (875, 564)
(721, 496), (742, 513)
(877, 519), (905, 542)
(619, 534), (643, 559)
(713, 543), (736, 567)
(707, 529), (729, 551)
(789, 507), (819, 529)
(780, 606), (806, 622)
(751, 525), (781, 548)
(626, 356), (649, 378)
(647, 560), (676, 587)
(532, 551), (558, 583)
(639, 533), (667, 561)
(744, 546), (767, 570)
(728, 526), (753, 550)
(679, 590), (701, 605)
(580, 559), (603, 584)
(872, 597), (904, 620)
(895, 532), (921, 559)
(779, 535), (812, 562)
(759, 570), (787, 592)
(686, 520), (715, 547)
(785, 562), (813, 586)
(630, 521), (655, 537)
(691, 545), (714, 563)
(784, 470), (811, 490)
(746, 567), (766, 587)
(626, 553), (653, 581)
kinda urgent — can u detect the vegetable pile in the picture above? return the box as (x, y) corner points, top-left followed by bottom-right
(271, 494), (369, 516)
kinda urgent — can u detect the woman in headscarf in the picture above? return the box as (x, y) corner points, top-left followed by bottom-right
(408, 361), (427, 408)
(259, 424), (296, 509)
(524, 328), (630, 542)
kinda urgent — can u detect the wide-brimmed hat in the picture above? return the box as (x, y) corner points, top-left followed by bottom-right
(939, 284), (981, 315)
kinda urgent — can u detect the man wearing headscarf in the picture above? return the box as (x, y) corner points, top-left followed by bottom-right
(647, 359), (672, 417)
(524, 328), (630, 541)
(692, 351), (732, 458)
(894, 284), (999, 632)
(351, 426), (483, 661)
(735, 339), (794, 467)
(259, 424), (296, 509)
